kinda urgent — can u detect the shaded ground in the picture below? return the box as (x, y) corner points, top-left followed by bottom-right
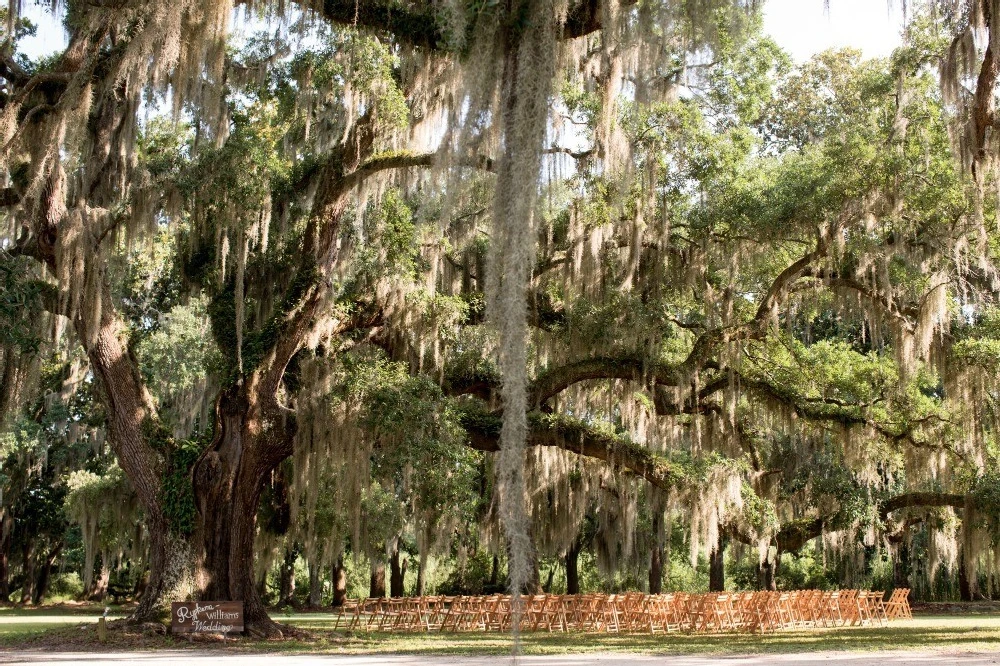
(0, 605), (999, 661)
(1, 651), (999, 665)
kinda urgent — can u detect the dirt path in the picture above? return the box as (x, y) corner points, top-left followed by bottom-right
(1, 651), (998, 665)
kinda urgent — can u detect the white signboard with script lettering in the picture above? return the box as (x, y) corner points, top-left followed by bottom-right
(171, 601), (244, 634)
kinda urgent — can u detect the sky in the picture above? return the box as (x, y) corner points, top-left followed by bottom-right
(762, 0), (906, 62)
(18, 0), (907, 64)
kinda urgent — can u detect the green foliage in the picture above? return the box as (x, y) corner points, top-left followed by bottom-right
(970, 473), (1000, 537)
(778, 544), (839, 590)
(11, 0), (1000, 608)
(160, 438), (206, 536)
(352, 189), (420, 286)
(136, 296), (221, 431)
(0, 252), (46, 354)
(65, 464), (138, 559)
(347, 350), (484, 527)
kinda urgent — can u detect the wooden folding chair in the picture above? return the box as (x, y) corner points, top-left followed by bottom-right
(821, 590), (843, 628)
(601, 594), (623, 633)
(439, 595), (464, 632)
(333, 598), (362, 630)
(854, 590), (875, 626)
(868, 591), (888, 626)
(884, 588), (912, 620)
(467, 595), (491, 631)
(800, 589), (821, 627)
(420, 595), (447, 631)
(689, 593), (718, 632)
(617, 592), (644, 632)
(646, 594), (673, 633)
(776, 592), (797, 629)
(730, 592), (754, 631)
(746, 592), (776, 633)
(573, 594), (598, 631)
(837, 589), (857, 626)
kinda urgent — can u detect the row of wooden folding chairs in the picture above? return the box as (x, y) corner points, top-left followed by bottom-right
(330, 589), (910, 634)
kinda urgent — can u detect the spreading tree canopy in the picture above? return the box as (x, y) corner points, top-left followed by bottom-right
(2, 0), (1000, 636)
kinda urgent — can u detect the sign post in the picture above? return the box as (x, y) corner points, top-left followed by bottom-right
(170, 601), (244, 637)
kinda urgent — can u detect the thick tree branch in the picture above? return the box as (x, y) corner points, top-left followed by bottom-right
(879, 492), (966, 523)
(735, 491), (970, 555)
(528, 356), (683, 408)
(462, 410), (687, 491)
(973, 26), (999, 167)
(317, 0), (629, 51)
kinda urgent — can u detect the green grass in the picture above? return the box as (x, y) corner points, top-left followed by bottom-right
(0, 604), (127, 642)
(1, 607), (998, 656)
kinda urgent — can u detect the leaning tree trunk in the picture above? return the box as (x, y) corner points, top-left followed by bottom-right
(65, 268), (172, 622)
(27, 155), (175, 622)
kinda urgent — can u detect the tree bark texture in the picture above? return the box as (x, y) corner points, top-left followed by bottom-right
(31, 542), (63, 605)
(331, 554), (347, 607)
(649, 546), (663, 594)
(192, 383), (296, 635)
(308, 559), (323, 607)
(19, 542), (33, 604)
(758, 549), (780, 591)
(709, 535), (726, 592)
(565, 543), (581, 595)
(389, 545), (406, 598)
(370, 561), (386, 598)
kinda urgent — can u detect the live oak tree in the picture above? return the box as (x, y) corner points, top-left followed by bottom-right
(4, 0), (1000, 635)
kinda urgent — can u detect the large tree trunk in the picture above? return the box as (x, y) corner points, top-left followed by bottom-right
(758, 548), (780, 591)
(31, 542), (63, 605)
(892, 540), (911, 590)
(308, 559), (323, 607)
(19, 542), (33, 605)
(959, 556), (974, 602)
(90, 556), (110, 602)
(649, 545), (663, 594)
(565, 543), (581, 595)
(0, 525), (9, 603)
(709, 535), (726, 592)
(389, 544), (406, 598)
(331, 554), (347, 607)
(192, 384), (294, 637)
(370, 560), (386, 598)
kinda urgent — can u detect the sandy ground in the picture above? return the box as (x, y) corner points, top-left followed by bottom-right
(1, 652), (998, 665)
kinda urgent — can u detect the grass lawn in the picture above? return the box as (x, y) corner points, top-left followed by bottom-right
(1, 605), (998, 656)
